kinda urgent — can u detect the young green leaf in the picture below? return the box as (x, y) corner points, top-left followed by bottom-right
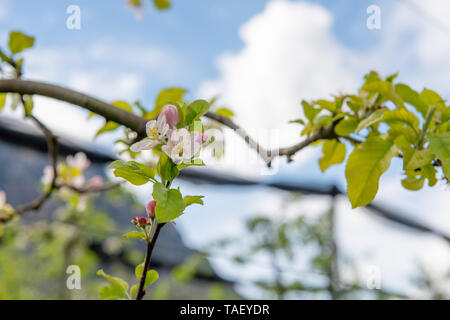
(157, 152), (179, 183)
(319, 140), (346, 172)
(109, 160), (155, 185)
(97, 269), (129, 300)
(334, 118), (358, 136)
(428, 132), (450, 179)
(420, 88), (446, 111)
(401, 176), (425, 191)
(147, 87), (186, 119)
(0, 93), (7, 112)
(184, 100), (210, 126)
(357, 109), (385, 132)
(215, 108), (234, 118)
(345, 136), (398, 208)
(395, 84), (428, 118)
(152, 182), (186, 223)
(123, 231), (145, 240)
(8, 31), (35, 55)
(302, 100), (321, 122)
(154, 0), (171, 10)
(184, 195), (204, 207)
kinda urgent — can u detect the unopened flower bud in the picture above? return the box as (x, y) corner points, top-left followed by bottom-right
(131, 217), (138, 225)
(160, 104), (179, 129)
(146, 200), (157, 219)
(138, 216), (148, 226)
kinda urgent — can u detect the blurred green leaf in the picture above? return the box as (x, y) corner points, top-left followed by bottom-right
(8, 31), (35, 55)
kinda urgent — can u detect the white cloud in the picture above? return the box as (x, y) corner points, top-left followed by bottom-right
(199, 0), (366, 176)
(195, 0), (450, 295)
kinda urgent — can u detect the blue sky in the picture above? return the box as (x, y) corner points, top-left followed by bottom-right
(1, 0), (450, 298)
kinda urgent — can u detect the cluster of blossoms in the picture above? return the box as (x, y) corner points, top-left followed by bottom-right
(130, 104), (208, 165)
(41, 152), (104, 211)
(131, 200), (156, 228)
(0, 191), (14, 219)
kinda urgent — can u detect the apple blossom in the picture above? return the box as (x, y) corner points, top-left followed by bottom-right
(88, 176), (104, 189)
(67, 152), (91, 171)
(161, 128), (202, 165)
(130, 104), (180, 153)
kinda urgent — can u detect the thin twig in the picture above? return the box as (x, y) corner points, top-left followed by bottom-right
(136, 222), (166, 300)
(55, 182), (123, 194)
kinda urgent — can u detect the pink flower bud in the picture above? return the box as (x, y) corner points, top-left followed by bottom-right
(146, 200), (157, 219)
(160, 104), (179, 129)
(138, 216), (148, 226)
(131, 217), (138, 225)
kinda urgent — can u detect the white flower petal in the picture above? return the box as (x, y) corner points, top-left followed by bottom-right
(145, 120), (158, 137)
(130, 138), (158, 152)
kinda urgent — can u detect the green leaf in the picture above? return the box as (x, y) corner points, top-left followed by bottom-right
(135, 263), (144, 280)
(383, 109), (420, 130)
(154, 0), (171, 10)
(148, 87), (186, 119)
(404, 148), (434, 171)
(157, 152), (179, 183)
(428, 132), (450, 179)
(215, 108), (234, 118)
(423, 164), (438, 186)
(363, 80), (403, 108)
(152, 182), (186, 223)
(134, 263), (159, 287)
(0, 93), (7, 111)
(109, 160), (154, 185)
(420, 88), (446, 111)
(130, 284), (139, 299)
(184, 196), (204, 207)
(97, 269), (129, 299)
(346, 136), (398, 208)
(315, 100), (336, 113)
(313, 114), (332, 127)
(302, 100), (321, 122)
(23, 95), (33, 116)
(123, 231), (145, 240)
(95, 121), (120, 137)
(8, 31), (35, 55)
(177, 159), (205, 171)
(401, 176), (425, 191)
(184, 100), (210, 126)
(319, 140), (346, 172)
(289, 119), (305, 126)
(395, 84), (428, 118)
(357, 109), (385, 132)
(145, 270), (159, 287)
(98, 285), (124, 300)
(334, 118), (358, 136)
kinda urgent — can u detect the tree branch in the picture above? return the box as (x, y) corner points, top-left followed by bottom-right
(0, 78), (334, 166)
